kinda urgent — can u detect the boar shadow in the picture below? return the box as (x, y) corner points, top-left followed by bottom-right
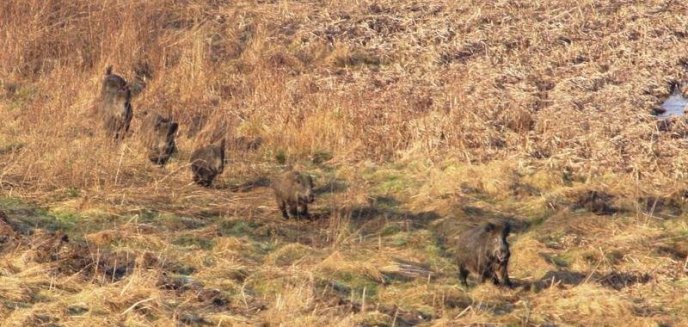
(347, 196), (440, 229)
(229, 176), (271, 192)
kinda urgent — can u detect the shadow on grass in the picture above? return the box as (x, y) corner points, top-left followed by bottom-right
(637, 196), (684, 219)
(225, 175), (348, 195)
(314, 179), (349, 195)
(228, 176), (271, 192)
(0, 197), (77, 235)
(346, 196), (440, 229)
(219, 217), (332, 248)
(571, 190), (620, 215)
(512, 269), (652, 291)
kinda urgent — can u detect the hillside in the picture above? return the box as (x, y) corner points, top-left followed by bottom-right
(1, 0), (688, 326)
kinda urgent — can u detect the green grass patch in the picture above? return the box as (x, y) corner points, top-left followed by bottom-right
(0, 197), (76, 232)
(50, 211), (79, 231)
(219, 220), (261, 237)
(266, 243), (318, 266)
(329, 271), (380, 299)
(545, 254), (572, 268)
(172, 235), (215, 250)
(388, 232), (410, 247)
(379, 224), (402, 236)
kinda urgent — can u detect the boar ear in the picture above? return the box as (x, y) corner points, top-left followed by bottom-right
(169, 122), (179, 134)
(106, 65), (113, 75)
(670, 80), (682, 95)
(61, 234), (69, 243)
(483, 222), (496, 233)
(502, 222), (511, 237)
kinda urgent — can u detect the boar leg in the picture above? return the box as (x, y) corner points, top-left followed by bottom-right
(498, 263), (512, 288)
(288, 204), (298, 218)
(299, 204), (311, 219)
(278, 200), (289, 219)
(458, 265), (469, 287)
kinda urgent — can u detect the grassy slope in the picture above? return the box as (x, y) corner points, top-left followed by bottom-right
(1, 0), (688, 326)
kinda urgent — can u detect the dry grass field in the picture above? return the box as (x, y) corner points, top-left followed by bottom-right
(1, 0), (688, 326)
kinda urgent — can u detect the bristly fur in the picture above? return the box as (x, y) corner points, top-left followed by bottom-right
(271, 170), (315, 219)
(190, 139), (225, 187)
(455, 221), (512, 288)
(98, 66), (132, 141)
(142, 113), (178, 165)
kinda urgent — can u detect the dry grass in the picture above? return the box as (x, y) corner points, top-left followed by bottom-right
(1, 0), (688, 326)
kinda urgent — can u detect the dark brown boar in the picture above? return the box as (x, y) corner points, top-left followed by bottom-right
(455, 222), (512, 288)
(97, 66), (133, 141)
(271, 170), (315, 219)
(142, 113), (178, 165)
(189, 139), (225, 187)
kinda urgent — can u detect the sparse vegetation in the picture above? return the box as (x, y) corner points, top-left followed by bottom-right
(1, 0), (688, 326)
